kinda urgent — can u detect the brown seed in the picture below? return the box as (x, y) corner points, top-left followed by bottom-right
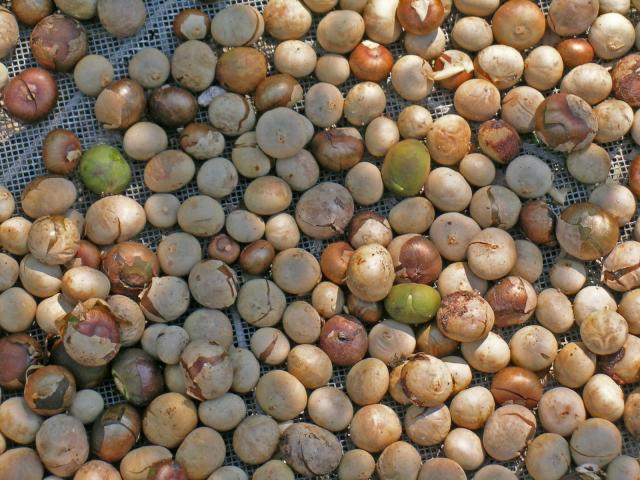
(396, 0), (444, 35)
(320, 242), (354, 285)
(179, 123), (225, 161)
(556, 38), (594, 68)
(239, 240), (276, 275)
(216, 47), (268, 95)
(148, 85), (198, 129)
(95, 79), (147, 130)
(477, 119), (521, 165)
(173, 8), (210, 41)
(599, 335), (640, 385)
(207, 234), (241, 264)
(556, 202), (619, 261)
(280, 423), (343, 476)
(491, 0), (546, 51)
(254, 74), (303, 112)
(0, 333), (43, 390)
(111, 348), (164, 406)
(490, 366), (543, 408)
(388, 234), (442, 285)
(61, 299), (122, 367)
(534, 93), (597, 153)
(12, 0), (53, 26)
(147, 460), (188, 480)
(101, 242), (160, 297)
(319, 314), (368, 366)
(3, 67), (58, 123)
(349, 41), (394, 82)
(91, 404), (141, 462)
(311, 128), (364, 172)
(629, 155), (640, 198)
(432, 51), (474, 91)
(67, 240), (102, 269)
(520, 201), (556, 246)
(611, 54), (640, 108)
(24, 365), (76, 416)
(30, 14), (88, 72)
(42, 129), (82, 174)
(485, 276), (537, 328)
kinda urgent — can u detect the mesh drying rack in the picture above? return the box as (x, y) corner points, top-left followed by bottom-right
(0, 0), (639, 478)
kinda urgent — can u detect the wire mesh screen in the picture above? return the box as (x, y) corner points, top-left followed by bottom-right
(0, 0), (639, 478)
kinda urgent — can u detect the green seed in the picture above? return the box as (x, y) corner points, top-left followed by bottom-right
(384, 283), (441, 324)
(80, 144), (132, 195)
(381, 139), (431, 197)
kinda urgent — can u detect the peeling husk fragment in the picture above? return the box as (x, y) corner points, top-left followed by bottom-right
(534, 93), (597, 152)
(602, 241), (640, 292)
(556, 203), (619, 261)
(180, 340), (233, 401)
(57, 298), (122, 367)
(485, 276), (537, 327)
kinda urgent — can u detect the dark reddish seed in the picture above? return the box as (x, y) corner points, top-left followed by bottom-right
(556, 38), (594, 68)
(43, 128), (82, 174)
(3, 67), (58, 123)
